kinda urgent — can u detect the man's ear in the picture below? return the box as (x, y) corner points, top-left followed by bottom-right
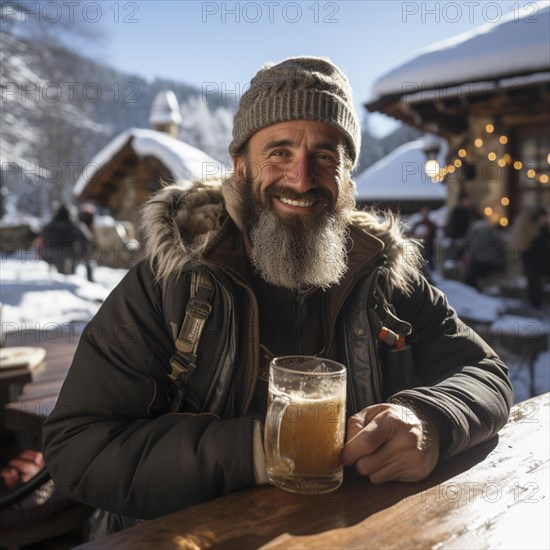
(233, 156), (246, 186)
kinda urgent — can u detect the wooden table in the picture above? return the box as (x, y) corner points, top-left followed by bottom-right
(79, 392), (550, 550)
(1, 326), (82, 449)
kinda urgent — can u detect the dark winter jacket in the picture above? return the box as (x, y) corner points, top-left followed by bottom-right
(42, 179), (513, 521)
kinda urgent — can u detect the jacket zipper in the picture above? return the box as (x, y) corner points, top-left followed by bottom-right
(294, 291), (308, 355)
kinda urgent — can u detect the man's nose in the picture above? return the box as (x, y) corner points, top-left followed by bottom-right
(283, 154), (317, 193)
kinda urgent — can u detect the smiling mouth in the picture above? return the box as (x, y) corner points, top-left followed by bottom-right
(278, 196), (316, 208)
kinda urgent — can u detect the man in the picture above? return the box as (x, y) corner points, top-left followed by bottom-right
(43, 57), (513, 532)
(445, 192), (473, 241)
(39, 204), (89, 276)
(411, 206), (438, 270)
(521, 207), (550, 309)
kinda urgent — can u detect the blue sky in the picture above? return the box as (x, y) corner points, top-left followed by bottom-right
(96, 0), (525, 135)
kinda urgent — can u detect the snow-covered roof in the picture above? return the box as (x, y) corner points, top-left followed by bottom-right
(370, 1), (550, 102)
(73, 128), (220, 196)
(355, 139), (448, 201)
(149, 90), (182, 126)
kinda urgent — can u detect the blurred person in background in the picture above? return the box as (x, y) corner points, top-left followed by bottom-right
(444, 192), (473, 263)
(411, 206), (438, 270)
(462, 214), (506, 289)
(521, 208), (550, 310)
(78, 203), (97, 282)
(39, 205), (89, 277)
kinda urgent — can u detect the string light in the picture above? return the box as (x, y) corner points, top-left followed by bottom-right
(432, 123), (549, 218)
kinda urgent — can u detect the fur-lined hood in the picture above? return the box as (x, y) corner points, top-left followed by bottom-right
(141, 178), (422, 295)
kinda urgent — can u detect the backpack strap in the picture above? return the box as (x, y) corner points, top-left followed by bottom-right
(169, 268), (215, 413)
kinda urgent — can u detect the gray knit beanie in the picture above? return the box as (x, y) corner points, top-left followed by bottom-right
(229, 56), (361, 167)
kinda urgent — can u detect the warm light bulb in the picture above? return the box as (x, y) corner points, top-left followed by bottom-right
(484, 207), (493, 216)
(540, 174), (549, 184)
(527, 169), (536, 179)
(503, 154), (512, 162)
(485, 124), (494, 133)
(458, 148), (467, 158)
(499, 135), (508, 145)
(513, 161), (523, 170)
(488, 152), (497, 161)
(454, 159), (462, 167)
(497, 158), (507, 167)
(500, 218), (509, 227)
(424, 159), (440, 178)
(501, 197), (510, 206)
(474, 139), (483, 148)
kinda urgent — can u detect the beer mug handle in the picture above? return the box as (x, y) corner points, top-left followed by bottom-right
(264, 396), (294, 474)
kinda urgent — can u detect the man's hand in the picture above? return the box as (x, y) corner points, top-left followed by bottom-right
(342, 403), (439, 483)
(0, 450), (45, 492)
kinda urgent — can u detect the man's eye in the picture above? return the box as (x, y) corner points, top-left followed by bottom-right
(270, 150), (288, 159)
(316, 153), (336, 163)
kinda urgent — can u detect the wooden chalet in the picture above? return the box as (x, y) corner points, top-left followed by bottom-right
(71, 91), (220, 267)
(365, 3), (550, 226)
(72, 127), (218, 226)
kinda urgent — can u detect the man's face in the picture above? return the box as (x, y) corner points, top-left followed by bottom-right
(234, 120), (351, 228)
(232, 120), (355, 291)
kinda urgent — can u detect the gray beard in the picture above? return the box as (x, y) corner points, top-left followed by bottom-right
(242, 178), (351, 291)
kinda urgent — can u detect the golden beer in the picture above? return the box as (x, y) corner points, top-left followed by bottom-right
(265, 357), (347, 494)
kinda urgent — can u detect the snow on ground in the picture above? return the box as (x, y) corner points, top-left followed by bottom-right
(0, 253), (548, 403)
(431, 272), (507, 322)
(1, 253), (127, 329)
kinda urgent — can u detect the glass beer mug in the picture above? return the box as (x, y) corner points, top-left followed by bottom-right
(264, 356), (347, 494)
